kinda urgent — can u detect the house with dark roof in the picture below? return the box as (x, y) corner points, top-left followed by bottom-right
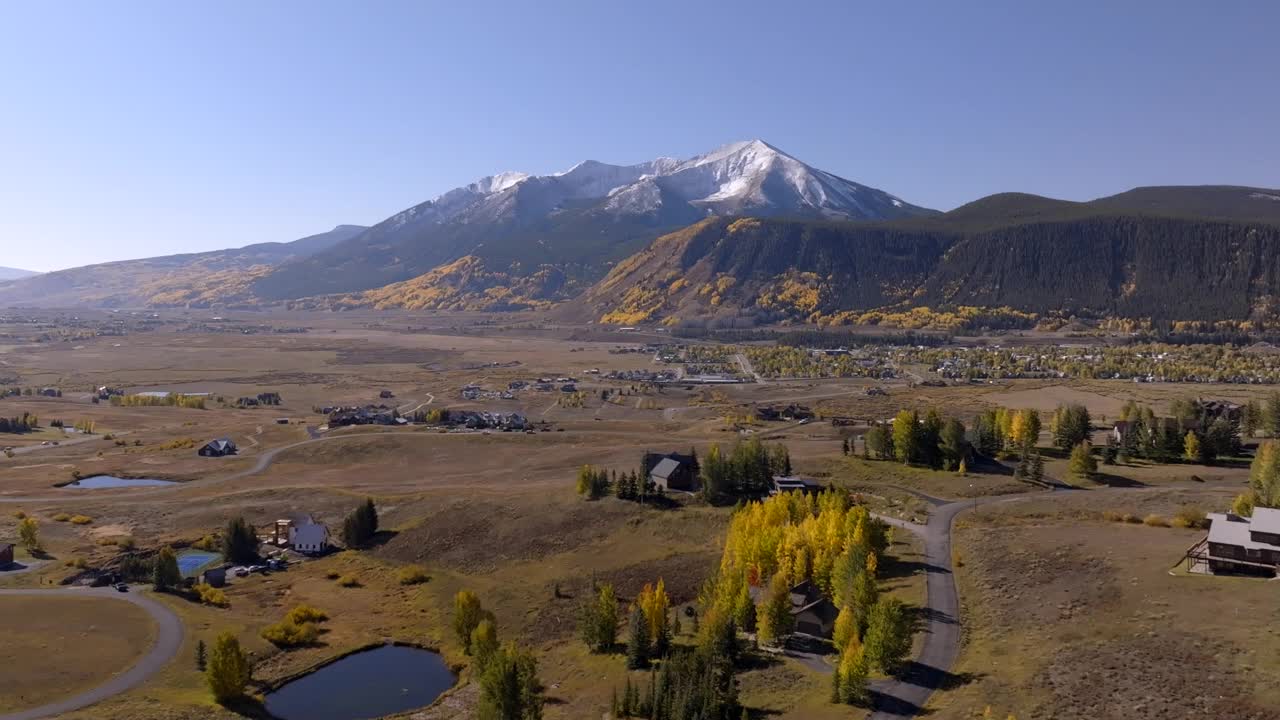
(771, 475), (826, 495)
(643, 452), (698, 491)
(0, 542), (13, 568)
(749, 578), (838, 639)
(198, 439), (238, 457)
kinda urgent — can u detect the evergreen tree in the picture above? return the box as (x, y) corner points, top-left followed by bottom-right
(864, 425), (892, 460)
(1029, 453), (1045, 485)
(222, 517), (258, 564)
(195, 639), (207, 671)
(941, 418), (968, 470)
(626, 605), (650, 669)
(477, 643), (543, 720)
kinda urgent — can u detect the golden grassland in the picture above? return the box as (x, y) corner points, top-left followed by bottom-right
(0, 595), (157, 714)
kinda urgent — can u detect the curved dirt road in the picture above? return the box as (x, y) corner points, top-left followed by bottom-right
(0, 587), (183, 720)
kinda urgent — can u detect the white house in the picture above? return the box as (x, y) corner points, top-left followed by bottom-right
(286, 518), (330, 554)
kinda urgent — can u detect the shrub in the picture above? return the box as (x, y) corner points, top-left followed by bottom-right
(70, 515), (93, 525)
(260, 620), (318, 647)
(1143, 514), (1169, 527)
(1101, 510), (1124, 522)
(1122, 513), (1142, 524)
(52, 513), (71, 522)
(397, 565), (430, 586)
(286, 605), (328, 625)
(325, 570), (341, 580)
(194, 583), (230, 607)
(1172, 505), (1208, 529)
(117, 536), (137, 550)
(336, 575), (361, 588)
(12, 510), (25, 519)
(192, 535), (219, 551)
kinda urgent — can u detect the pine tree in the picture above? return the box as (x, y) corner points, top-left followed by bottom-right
(222, 517), (258, 564)
(626, 605), (650, 669)
(195, 639), (207, 671)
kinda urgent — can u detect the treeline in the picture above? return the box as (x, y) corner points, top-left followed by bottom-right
(0, 412), (39, 434)
(700, 439), (789, 504)
(110, 393), (207, 409)
(670, 327), (952, 348)
(1110, 399), (1242, 464)
(863, 409), (970, 470)
(573, 441), (790, 506)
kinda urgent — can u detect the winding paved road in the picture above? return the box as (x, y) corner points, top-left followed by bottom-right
(0, 587), (183, 720)
(867, 488), (967, 719)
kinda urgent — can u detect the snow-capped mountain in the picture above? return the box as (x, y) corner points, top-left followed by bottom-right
(388, 139), (928, 230)
(250, 141), (935, 301)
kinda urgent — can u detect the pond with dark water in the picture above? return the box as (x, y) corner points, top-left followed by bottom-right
(264, 645), (455, 720)
(63, 475), (177, 488)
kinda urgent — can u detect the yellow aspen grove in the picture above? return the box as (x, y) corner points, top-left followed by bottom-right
(865, 551), (878, 580)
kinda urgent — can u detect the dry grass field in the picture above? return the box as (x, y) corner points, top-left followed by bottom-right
(0, 595), (157, 713)
(1, 309), (1277, 719)
(943, 488), (1280, 720)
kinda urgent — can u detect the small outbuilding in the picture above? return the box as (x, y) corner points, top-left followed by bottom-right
(198, 439), (238, 457)
(0, 542), (14, 567)
(200, 567), (227, 588)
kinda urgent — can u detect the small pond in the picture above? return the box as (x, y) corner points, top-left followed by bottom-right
(265, 645), (455, 720)
(63, 475), (177, 489)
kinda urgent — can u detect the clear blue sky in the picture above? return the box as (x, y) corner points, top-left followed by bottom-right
(2, 1), (1277, 271)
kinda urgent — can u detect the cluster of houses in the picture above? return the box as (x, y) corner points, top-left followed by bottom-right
(443, 410), (529, 431)
(461, 384), (517, 401)
(328, 405), (405, 427)
(606, 369), (678, 383)
(755, 404), (815, 422)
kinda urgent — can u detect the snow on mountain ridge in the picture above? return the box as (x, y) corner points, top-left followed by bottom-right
(407, 140), (927, 226)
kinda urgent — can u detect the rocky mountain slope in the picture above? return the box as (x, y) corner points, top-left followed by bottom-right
(580, 188), (1280, 327)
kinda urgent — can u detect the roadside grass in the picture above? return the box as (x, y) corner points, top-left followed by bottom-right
(832, 456), (1028, 500)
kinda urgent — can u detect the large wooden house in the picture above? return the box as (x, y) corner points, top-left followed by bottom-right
(1186, 508), (1280, 576)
